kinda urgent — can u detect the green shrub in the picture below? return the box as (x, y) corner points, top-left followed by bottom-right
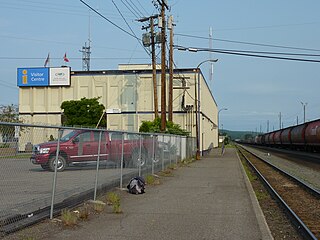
(139, 117), (189, 136)
(61, 209), (78, 226)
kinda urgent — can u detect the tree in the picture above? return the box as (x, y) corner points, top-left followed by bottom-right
(139, 117), (189, 136)
(0, 104), (21, 142)
(61, 97), (106, 127)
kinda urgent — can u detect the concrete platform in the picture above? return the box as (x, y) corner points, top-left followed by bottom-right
(48, 148), (273, 240)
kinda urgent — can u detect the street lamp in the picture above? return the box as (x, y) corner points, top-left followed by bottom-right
(195, 59), (218, 160)
(218, 108), (228, 143)
(300, 102), (307, 123)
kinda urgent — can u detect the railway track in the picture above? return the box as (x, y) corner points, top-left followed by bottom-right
(237, 145), (320, 240)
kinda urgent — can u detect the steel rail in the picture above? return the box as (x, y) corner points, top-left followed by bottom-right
(238, 145), (319, 240)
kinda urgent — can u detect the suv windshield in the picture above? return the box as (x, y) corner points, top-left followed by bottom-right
(60, 130), (79, 142)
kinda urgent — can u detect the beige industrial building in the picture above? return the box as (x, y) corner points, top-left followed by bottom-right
(18, 64), (218, 154)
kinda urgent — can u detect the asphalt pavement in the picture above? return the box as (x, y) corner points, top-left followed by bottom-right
(47, 147), (273, 240)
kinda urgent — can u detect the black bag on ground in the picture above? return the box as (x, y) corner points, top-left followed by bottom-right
(127, 176), (145, 194)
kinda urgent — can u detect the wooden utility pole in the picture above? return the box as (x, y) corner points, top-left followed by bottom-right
(159, 0), (168, 131)
(168, 15), (174, 122)
(150, 17), (159, 118)
(138, 15), (159, 119)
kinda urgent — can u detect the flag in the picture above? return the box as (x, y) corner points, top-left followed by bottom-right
(63, 52), (69, 62)
(44, 53), (50, 67)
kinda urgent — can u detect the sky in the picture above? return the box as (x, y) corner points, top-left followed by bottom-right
(1, 0), (320, 132)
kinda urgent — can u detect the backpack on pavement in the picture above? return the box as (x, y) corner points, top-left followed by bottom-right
(127, 176), (145, 194)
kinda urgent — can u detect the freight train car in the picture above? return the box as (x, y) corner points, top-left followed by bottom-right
(254, 119), (320, 152)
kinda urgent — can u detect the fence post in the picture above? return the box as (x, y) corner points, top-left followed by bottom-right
(50, 128), (63, 220)
(93, 131), (103, 201)
(161, 135), (165, 171)
(138, 134), (142, 176)
(152, 135), (155, 175)
(175, 136), (178, 165)
(120, 132), (124, 188)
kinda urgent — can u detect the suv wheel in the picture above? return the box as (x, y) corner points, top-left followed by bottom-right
(128, 148), (147, 168)
(48, 155), (66, 172)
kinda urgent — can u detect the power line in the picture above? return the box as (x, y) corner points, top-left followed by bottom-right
(175, 33), (320, 52)
(0, 82), (16, 90)
(128, 0), (145, 17)
(120, 0), (140, 19)
(0, 57), (150, 60)
(112, 0), (151, 57)
(80, 0), (141, 41)
(210, 48), (320, 57)
(136, 0), (149, 16)
(175, 45), (320, 63)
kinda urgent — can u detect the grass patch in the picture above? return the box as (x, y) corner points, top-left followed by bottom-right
(158, 168), (173, 177)
(241, 160), (257, 182)
(145, 174), (161, 185)
(92, 200), (106, 213)
(0, 153), (32, 159)
(255, 189), (269, 201)
(178, 158), (194, 167)
(167, 163), (177, 170)
(61, 209), (78, 226)
(106, 192), (122, 214)
(77, 203), (90, 220)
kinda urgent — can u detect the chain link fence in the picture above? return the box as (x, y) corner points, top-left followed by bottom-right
(0, 122), (196, 235)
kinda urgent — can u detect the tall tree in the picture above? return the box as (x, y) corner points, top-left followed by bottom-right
(0, 104), (20, 142)
(61, 97), (106, 127)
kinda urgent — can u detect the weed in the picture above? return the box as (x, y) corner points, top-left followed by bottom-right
(241, 161), (257, 182)
(145, 175), (155, 185)
(106, 192), (122, 213)
(92, 200), (106, 213)
(22, 237), (35, 240)
(112, 202), (122, 214)
(145, 174), (161, 185)
(159, 168), (173, 177)
(61, 209), (78, 226)
(167, 163), (177, 170)
(78, 204), (90, 220)
(178, 159), (192, 167)
(255, 189), (268, 201)
(106, 192), (119, 205)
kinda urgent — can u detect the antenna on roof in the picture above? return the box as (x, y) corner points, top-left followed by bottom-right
(80, 9), (92, 71)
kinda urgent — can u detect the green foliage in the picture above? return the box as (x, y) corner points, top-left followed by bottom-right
(0, 143), (10, 148)
(106, 192), (122, 213)
(92, 200), (106, 213)
(220, 130), (259, 141)
(139, 117), (189, 136)
(61, 209), (78, 226)
(0, 104), (23, 142)
(61, 97), (106, 127)
(78, 204), (90, 220)
(223, 136), (230, 145)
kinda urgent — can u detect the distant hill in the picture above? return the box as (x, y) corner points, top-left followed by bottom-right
(220, 130), (261, 140)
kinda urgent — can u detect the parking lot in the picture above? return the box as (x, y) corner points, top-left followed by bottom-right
(0, 155), (136, 220)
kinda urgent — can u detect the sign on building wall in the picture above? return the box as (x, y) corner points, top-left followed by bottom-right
(49, 67), (71, 86)
(17, 67), (70, 87)
(17, 68), (49, 87)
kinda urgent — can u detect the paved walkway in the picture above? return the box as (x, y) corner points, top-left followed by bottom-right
(48, 148), (273, 240)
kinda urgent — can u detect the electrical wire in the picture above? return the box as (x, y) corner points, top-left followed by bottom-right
(0, 57), (150, 60)
(175, 33), (320, 52)
(175, 45), (320, 63)
(136, 0), (149, 16)
(112, 0), (151, 57)
(212, 48), (320, 57)
(80, 0), (141, 41)
(127, 0), (145, 17)
(120, 0), (140, 19)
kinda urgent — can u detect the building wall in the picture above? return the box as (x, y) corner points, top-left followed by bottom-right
(19, 67), (218, 152)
